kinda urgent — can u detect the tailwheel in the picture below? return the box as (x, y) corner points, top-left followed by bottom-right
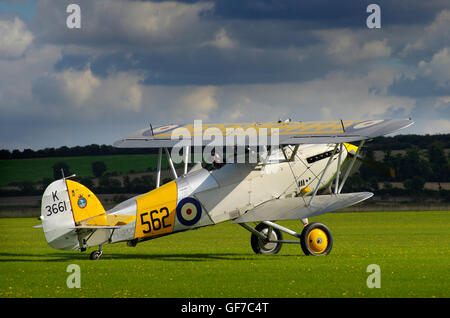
(300, 222), (333, 256)
(251, 223), (283, 255)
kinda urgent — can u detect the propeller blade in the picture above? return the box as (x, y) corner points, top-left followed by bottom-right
(357, 157), (396, 178)
(344, 143), (395, 178)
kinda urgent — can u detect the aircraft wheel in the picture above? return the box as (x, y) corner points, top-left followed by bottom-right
(89, 250), (102, 260)
(251, 223), (283, 255)
(300, 222), (333, 256)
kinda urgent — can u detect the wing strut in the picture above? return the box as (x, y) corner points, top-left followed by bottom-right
(156, 147), (162, 188)
(165, 147), (178, 179)
(337, 140), (365, 193)
(183, 146), (189, 175)
(282, 145), (301, 193)
(156, 145), (189, 188)
(308, 144), (338, 206)
(334, 143), (343, 194)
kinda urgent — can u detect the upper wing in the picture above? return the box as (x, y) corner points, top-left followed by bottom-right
(113, 118), (414, 148)
(232, 192), (373, 223)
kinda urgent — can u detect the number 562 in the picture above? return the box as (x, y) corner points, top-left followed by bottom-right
(140, 207), (171, 233)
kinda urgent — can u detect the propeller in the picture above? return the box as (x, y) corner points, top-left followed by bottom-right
(345, 143), (395, 178)
(356, 156), (395, 178)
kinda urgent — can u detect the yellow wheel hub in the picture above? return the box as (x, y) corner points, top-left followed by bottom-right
(307, 228), (328, 254)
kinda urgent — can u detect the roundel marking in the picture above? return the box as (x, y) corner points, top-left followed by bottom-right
(353, 119), (384, 129)
(153, 124), (179, 134)
(176, 197), (202, 226)
(143, 124), (179, 136)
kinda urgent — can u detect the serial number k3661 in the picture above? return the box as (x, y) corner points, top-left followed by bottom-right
(45, 201), (68, 216)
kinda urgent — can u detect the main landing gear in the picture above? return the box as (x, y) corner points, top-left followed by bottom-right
(89, 245), (103, 260)
(241, 221), (333, 256)
(250, 223), (283, 254)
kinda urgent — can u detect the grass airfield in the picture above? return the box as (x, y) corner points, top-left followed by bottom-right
(0, 211), (449, 298)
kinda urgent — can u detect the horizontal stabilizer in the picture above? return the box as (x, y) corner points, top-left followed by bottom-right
(232, 192), (373, 223)
(74, 225), (121, 229)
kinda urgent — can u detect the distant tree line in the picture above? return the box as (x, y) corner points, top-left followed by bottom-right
(2, 160), (172, 197)
(345, 138), (450, 201)
(357, 141), (449, 182)
(0, 144), (158, 160)
(1, 134), (449, 160)
(367, 134), (450, 150)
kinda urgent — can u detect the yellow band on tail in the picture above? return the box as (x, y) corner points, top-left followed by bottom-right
(65, 179), (106, 224)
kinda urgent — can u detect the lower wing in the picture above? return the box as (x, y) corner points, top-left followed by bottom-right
(232, 192), (373, 223)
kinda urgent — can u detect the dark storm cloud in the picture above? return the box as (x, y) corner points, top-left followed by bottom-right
(42, 0), (450, 88)
(87, 46), (337, 85)
(222, 19), (321, 49)
(32, 0), (216, 48)
(389, 76), (450, 98)
(54, 54), (92, 72)
(212, 0), (364, 27)
(210, 0), (446, 26)
(1, 0), (449, 150)
(34, 0), (448, 49)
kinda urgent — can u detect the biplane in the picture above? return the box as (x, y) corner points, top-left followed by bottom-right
(37, 118), (413, 259)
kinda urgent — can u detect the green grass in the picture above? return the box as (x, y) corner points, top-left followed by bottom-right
(0, 154), (171, 186)
(0, 211), (449, 298)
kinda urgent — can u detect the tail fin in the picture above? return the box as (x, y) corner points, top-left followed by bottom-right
(41, 178), (105, 250)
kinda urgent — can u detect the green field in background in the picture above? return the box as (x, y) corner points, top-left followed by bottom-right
(0, 154), (171, 186)
(0, 211), (449, 298)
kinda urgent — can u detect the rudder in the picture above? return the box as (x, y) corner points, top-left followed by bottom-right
(65, 179), (106, 225)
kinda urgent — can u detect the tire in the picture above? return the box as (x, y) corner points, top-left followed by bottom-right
(300, 222), (333, 256)
(89, 250), (102, 260)
(251, 223), (283, 255)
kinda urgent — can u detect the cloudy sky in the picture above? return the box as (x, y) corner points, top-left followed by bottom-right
(0, 0), (449, 150)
